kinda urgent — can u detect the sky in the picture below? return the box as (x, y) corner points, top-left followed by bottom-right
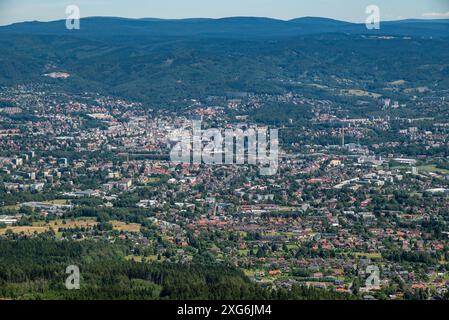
(0, 0), (449, 26)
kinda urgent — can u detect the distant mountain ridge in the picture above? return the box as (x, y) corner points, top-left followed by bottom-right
(0, 16), (448, 106)
(0, 16), (448, 39)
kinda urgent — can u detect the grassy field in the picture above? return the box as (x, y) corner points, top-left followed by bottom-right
(110, 220), (141, 232)
(125, 255), (144, 262)
(418, 165), (449, 175)
(341, 89), (382, 98)
(0, 226), (48, 235)
(0, 218), (141, 235)
(35, 218), (97, 229)
(389, 80), (406, 86)
(0, 218), (98, 235)
(352, 252), (382, 259)
(44, 199), (70, 205)
(286, 244), (299, 250)
(146, 176), (164, 185)
(125, 254), (167, 263)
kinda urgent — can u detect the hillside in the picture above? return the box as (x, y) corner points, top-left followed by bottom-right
(0, 17), (448, 106)
(1, 16), (448, 40)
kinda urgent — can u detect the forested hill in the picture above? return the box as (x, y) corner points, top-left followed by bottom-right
(0, 17), (448, 107)
(1, 31), (448, 106)
(0, 238), (351, 300)
(0, 16), (448, 40)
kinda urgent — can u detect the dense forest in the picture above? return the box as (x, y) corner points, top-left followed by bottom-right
(0, 19), (448, 107)
(0, 238), (352, 300)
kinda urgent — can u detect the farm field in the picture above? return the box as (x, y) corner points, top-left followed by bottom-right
(0, 218), (141, 235)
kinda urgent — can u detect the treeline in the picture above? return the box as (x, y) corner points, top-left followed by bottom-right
(383, 250), (438, 264)
(69, 206), (154, 224)
(0, 238), (351, 300)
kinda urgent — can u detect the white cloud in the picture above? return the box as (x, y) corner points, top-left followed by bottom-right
(422, 11), (449, 17)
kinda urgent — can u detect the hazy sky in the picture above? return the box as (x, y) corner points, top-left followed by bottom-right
(1, 0), (449, 26)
